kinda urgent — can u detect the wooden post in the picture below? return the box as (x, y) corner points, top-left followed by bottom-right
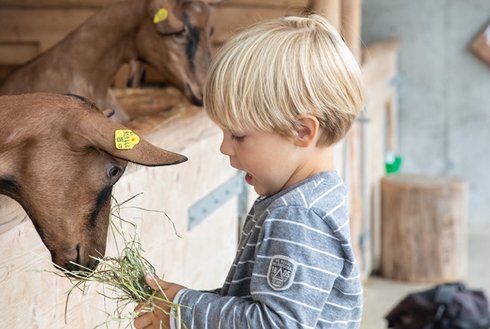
(310, 0), (365, 278)
(341, 0), (362, 62)
(309, 0), (341, 31)
(308, 0), (342, 172)
(342, 0), (364, 278)
(381, 174), (468, 283)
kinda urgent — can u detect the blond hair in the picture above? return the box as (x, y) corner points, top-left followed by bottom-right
(204, 14), (364, 146)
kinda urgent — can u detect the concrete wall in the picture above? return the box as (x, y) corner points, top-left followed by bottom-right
(362, 0), (490, 224)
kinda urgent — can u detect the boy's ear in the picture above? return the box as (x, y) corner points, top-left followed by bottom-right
(294, 115), (320, 147)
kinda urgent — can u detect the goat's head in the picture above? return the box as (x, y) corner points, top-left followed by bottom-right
(0, 93), (187, 271)
(136, 0), (213, 106)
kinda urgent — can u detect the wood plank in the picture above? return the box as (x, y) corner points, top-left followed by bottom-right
(0, 9), (95, 51)
(0, 0), (116, 9)
(0, 196), (29, 234)
(341, 0), (361, 61)
(217, 0), (308, 7)
(0, 42), (39, 65)
(309, 0), (341, 31)
(210, 6), (304, 44)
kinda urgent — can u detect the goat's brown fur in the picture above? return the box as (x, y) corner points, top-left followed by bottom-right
(0, 93), (187, 271)
(0, 0), (213, 122)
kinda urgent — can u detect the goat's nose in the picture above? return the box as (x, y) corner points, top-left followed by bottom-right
(191, 96), (203, 107)
(185, 83), (203, 107)
(62, 244), (81, 270)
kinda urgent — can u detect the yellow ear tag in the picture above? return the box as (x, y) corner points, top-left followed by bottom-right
(115, 129), (140, 150)
(153, 8), (168, 24)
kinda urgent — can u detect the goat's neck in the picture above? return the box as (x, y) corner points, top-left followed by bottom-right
(55, 0), (146, 92)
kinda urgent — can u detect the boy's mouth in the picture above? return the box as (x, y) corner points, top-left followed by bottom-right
(245, 173), (253, 185)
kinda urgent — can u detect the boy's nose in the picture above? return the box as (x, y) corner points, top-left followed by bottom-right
(220, 133), (233, 156)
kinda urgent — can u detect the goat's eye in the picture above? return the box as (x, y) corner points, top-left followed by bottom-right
(107, 166), (122, 179)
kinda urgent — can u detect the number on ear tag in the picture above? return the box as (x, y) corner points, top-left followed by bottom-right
(115, 130), (140, 150)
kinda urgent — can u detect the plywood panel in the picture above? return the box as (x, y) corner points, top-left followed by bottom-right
(0, 215), (112, 328)
(0, 43), (39, 65)
(0, 196), (28, 234)
(0, 0), (115, 8)
(309, 0), (341, 30)
(0, 9), (94, 51)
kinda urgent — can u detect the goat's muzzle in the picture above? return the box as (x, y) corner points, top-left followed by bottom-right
(55, 243), (100, 274)
(185, 83), (203, 107)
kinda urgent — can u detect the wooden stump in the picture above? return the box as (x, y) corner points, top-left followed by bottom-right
(381, 174), (468, 283)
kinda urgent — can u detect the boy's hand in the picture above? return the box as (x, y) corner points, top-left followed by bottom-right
(133, 274), (185, 329)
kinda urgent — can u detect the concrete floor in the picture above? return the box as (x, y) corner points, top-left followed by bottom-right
(361, 224), (490, 328)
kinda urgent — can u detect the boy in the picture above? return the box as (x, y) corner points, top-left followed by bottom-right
(134, 13), (364, 329)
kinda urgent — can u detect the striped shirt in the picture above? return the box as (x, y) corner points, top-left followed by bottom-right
(172, 171), (363, 328)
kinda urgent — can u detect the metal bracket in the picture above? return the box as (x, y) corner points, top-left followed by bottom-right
(188, 172), (248, 231)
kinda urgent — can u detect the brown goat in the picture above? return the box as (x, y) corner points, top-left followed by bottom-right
(0, 93), (187, 271)
(0, 0), (213, 122)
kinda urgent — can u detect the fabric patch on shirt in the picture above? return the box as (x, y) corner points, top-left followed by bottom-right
(267, 255), (297, 291)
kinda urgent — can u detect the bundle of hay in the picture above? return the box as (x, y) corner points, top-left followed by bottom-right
(55, 195), (183, 328)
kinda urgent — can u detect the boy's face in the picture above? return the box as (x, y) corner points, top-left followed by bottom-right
(219, 129), (304, 196)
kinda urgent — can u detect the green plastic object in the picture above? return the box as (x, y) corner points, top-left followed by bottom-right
(385, 153), (402, 174)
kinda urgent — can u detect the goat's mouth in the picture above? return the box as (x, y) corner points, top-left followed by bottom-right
(62, 258), (100, 278)
(52, 243), (100, 274)
(63, 257), (100, 274)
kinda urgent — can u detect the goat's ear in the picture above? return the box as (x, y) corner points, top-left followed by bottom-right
(77, 112), (188, 167)
(149, 0), (184, 35)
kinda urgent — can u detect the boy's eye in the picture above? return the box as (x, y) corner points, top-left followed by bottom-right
(231, 134), (246, 141)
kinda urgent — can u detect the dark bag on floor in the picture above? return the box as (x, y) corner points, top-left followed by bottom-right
(385, 282), (490, 329)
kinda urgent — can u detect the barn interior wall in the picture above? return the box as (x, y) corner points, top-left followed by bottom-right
(362, 0), (490, 225)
